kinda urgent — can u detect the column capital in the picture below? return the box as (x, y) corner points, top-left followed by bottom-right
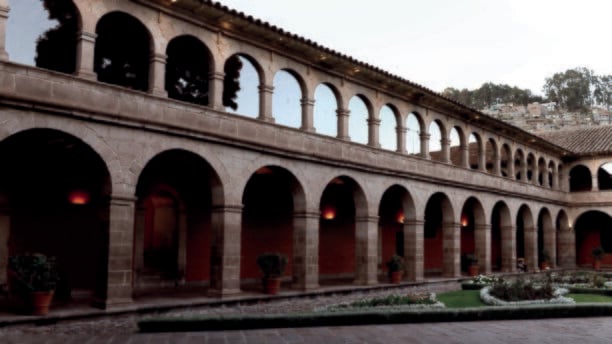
(336, 108), (350, 117)
(209, 71), (225, 81)
(293, 211), (321, 219)
(355, 215), (379, 223)
(258, 84), (274, 94)
(300, 98), (315, 106)
(367, 118), (381, 126)
(404, 219), (425, 226)
(420, 133), (431, 140)
(77, 30), (97, 42)
(212, 204), (243, 214)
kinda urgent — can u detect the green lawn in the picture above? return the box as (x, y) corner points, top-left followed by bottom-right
(437, 291), (612, 308)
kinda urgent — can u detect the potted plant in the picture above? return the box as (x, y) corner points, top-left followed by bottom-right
(386, 254), (405, 284)
(256, 252), (288, 295)
(465, 254), (479, 276)
(8, 253), (59, 315)
(592, 246), (605, 269)
(540, 249), (551, 270)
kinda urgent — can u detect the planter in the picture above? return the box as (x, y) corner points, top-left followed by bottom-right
(594, 260), (602, 270)
(389, 271), (403, 284)
(262, 277), (281, 295)
(540, 262), (550, 271)
(468, 264), (479, 277)
(28, 290), (55, 315)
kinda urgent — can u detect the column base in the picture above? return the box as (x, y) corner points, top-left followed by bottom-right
(207, 288), (241, 298)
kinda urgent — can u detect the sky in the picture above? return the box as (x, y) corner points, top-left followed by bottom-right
(216, 0), (612, 95)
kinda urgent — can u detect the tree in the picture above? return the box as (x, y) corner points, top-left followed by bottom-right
(594, 75), (612, 111)
(543, 67), (594, 112)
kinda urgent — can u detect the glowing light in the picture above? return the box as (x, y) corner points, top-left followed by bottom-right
(396, 211), (405, 224)
(461, 216), (468, 227)
(322, 208), (336, 220)
(69, 190), (90, 205)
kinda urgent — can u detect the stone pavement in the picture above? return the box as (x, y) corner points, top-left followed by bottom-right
(2, 317), (612, 343)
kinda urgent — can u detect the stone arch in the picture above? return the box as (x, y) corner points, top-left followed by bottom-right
(379, 104), (399, 151)
(485, 137), (499, 174)
(240, 165), (306, 289)
(500, 143), (512, 178)
(406, 112), (423, 155)
(223, 53), (262, 118)
(94, 11), (153, 92)
(165, 35), (212, 106)
(7, 0), (80, 74)
(514, 148), (525, 181)
(449, 126), (465, 166)
(537, 157), (547, 186)
(597, 162), (612, 191)
(0, 128), (112, 303)
(424, 192), (456, 277)
(517, 204), (536, 271)
(319, 175), (368, 285)
(526, 152), (536, 183)
(428, 120), (446, 162)
(569, 164), (593, 192)
(460, 197), (486, 275)
(537, 207), (555, 269)
(468, 133), (481, 170)
(348, 95), (373, 145)
(491, 201), (512, 272)
(273, 68), (305, 128)
(575, 210), (612, 267)
(313, 82), (341, 137)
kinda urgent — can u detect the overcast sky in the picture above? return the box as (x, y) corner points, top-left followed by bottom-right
(217, 0), (612, 95)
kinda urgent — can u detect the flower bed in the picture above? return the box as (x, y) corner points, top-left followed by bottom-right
(320, 292), (445, 312)
(480, 286), (574, 306)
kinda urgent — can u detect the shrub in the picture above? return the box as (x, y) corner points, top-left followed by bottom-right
(489, 277), (555, 302)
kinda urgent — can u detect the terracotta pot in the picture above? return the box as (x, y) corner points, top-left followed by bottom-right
(389, 271), (403, 284)
(262, 277), (281, 295)
(540, 262), (550, 270)
(593, 260), (602, 270)
(28, 290), (54, 316)
(468, 264), (479, 277)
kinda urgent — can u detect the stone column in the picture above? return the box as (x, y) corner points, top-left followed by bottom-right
(543, 168), (550, 187)
(148, 53), (168, 97)
(336, 108), (350, 141)
(94, 195), (136, 308)
(507, 156), (515, 179)
(132, 205), (145, 286)
(396, 127), (407, 154)
(258, 84), (275, 122)
(209, 205), (242, 297)
(478, 143), (487, 172)
(420, 133), (430, 159)
(0, 5), (9, 61)
(552, 168), (559, 189)
(557, 229), (576, 268)
(521, 162), (528, 183)
(0, 207), (9, 285)
(354, 215), (378, 285)
(440, 138), (451, 164)
(460, 145), (469, 168)
(443, 222), (461, 277)
(367, 118), (381, 148)
(300, 98), (315, 132)
(208, 71), (225, 111)
(76, 31), (97, 79)
(501, 225), (516, 272)
(592, 174), (599, 191)
(544, 225), (556, 268)
(475, 224), (492, 274)
(493, 155), (501, 176)
(404, 219), (424, 282)
(292, 211), (319, 290)
(524, 226), (538, 272)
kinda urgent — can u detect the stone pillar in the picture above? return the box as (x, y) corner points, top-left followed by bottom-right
(354, 215), (378, 285)
(132, 205), (145, 285)
(396, 127), (407, 154)
(209, 205), (242, 297)
(95, 195), (136, 308)
(292, 212), (319, 290)
(300, 98), (315, 132)
(507, 156), (515, 179)
(557, 229), (576, 268)
(336, 108), (350, 141)
(544, 225), (556, 268)
(478, 144), (487, 172)
(592, 174), (599, 191)
(493, 155), (501, 176)
(76, 31), (97, 79)
(440, 138), (451, 164)
(0, 208), (8, 285)
(148, 53), (168, 97)
(443, 222), (461, 277)
(367, 118), (381, 148)
(0, 5), (9, 61)
(258, 84), (275, 122)
(552, 168), (559, 189)
(524, 226), (538, 272)
(460, 145), (469, 168)
(475, 224), (492, 274)
(543, 168), (550, 188)
(521, 162), (528, 183)
(208, 71), (225, 111)
(501, 225), (516, 272)
(420, 133), (430, 159)
(404, 219), (424, 282)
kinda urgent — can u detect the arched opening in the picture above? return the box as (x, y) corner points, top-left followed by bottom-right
(94, 12), (151, 91)
(449, 127), (462, 166)
(556, 210), (571, 267)
(406, 113), (421, 155)
(537, 208), (554, 269)
(575, 211), (612, 267)
(313, 83), (338, 137)
(569, 165), (592, 192)
(514, 149), (524, 181)
(598, 163), (612, 191)
(460, 197), (485, 275)
(537, 158), (547, 186)
(468, 133), (480, 170)
(517, 205), (535, 270)
(548, 161), (556, 188)
(165, 35), (211, 106)
(379, 105), (397, 151)
(526, 153), (536, 183)
(491, 202), (510, 272)
(0, 129), (111, 303)
(428, 121), (444, 162)
(424, 193), (454, 277)
(485, 138), (497, 174)
(134, 150), (219, 291)
(7, 0), (79, 74)
(319, 176), (363, 284)
(348, 96), (369, 145)
(241, 166), (304, 290)
(500, 144), (511, 177)
(224, 54), (259, 118)
(272, 70), (302, 128)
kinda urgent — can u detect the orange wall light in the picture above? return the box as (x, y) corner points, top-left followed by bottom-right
(68, 190), (90, 205)
(322, 207), (336, 220)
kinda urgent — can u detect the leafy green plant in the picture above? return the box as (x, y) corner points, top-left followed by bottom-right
(8, 253), (59, 292)
(386, 255), (405, 273)
(592, 246), (605, 260)
(256, 253), (288, 278)
(489, 277), (555, 302)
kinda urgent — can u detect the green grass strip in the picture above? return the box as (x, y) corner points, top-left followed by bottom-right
(437, 290), (486, 308)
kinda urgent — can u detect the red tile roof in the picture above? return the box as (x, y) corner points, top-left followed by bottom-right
(537, 126), (612, 154)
